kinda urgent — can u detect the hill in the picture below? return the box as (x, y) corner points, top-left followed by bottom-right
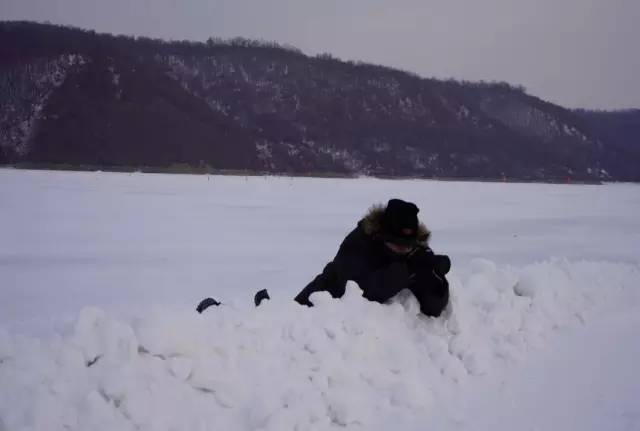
(1, 21), (638, 180)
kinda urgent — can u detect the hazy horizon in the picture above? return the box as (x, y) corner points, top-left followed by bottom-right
(2, 0), (639, 110)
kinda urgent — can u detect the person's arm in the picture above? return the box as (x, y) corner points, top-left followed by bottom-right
(408, 270), (449, 317)
(357, 261), (412, 303)
(406, 247), (451, 316)
(295, 253), (413, 306)
(294, 260), (346, 306)
(294, 229), (363, 306)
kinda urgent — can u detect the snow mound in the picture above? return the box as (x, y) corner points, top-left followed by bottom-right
(1, 259), (639, 431)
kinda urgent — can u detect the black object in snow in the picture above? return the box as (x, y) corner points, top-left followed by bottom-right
(254, 289), (270, 307)
(196, 297), (221, 313)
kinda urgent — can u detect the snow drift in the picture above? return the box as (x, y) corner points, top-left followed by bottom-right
(1, 259), (638, 431)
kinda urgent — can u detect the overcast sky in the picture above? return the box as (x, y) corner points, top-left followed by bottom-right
(2, 0), (639, 109)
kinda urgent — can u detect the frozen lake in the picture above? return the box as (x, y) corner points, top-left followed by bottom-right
(1, 169), (638, 333)
(1, 168), (639, 431)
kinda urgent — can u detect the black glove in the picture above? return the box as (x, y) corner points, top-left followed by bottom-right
(407, 247), (451, 277)
(432, 254), (451, 276)
(406, 247), (434, 274)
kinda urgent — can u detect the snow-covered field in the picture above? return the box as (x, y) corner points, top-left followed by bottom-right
(1, 168), (639, 431)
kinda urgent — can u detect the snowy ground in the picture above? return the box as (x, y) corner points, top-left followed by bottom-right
(1, 168), (639, 431)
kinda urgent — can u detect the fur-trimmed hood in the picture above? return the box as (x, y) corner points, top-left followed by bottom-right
(359, 204), (431, 245)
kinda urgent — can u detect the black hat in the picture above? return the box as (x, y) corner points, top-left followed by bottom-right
(379, 199), (420, 246)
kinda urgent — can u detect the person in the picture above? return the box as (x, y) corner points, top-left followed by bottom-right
(293, 199), (450, 317)
(197, 199), (450, 316)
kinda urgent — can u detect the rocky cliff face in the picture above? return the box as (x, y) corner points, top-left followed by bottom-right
(1, 21), (637, 180)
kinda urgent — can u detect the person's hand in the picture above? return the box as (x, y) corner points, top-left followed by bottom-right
(432, 254), (451, 276)
(406, 247), (434, 274)
(407, 247), (451, 277)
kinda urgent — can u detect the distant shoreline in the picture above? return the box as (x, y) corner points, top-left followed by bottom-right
(0, 163), (604, 185)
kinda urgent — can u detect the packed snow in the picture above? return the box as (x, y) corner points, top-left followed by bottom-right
(1, 169), (639, 431)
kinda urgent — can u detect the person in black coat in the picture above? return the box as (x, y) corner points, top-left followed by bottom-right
(294, 199), (450, 317)
(197, 199), (450, 316)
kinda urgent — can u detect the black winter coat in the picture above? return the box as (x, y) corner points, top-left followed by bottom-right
(294, 205), (449, 317)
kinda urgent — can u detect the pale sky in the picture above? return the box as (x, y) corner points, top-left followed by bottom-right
(2, 0), (639, 109)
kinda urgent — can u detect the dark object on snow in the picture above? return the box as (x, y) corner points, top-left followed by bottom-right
(196, 297), (221, 313)
(254, 289), (270, 306)
(86, 355), (101, 367)
(294, 199), (450, 317)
